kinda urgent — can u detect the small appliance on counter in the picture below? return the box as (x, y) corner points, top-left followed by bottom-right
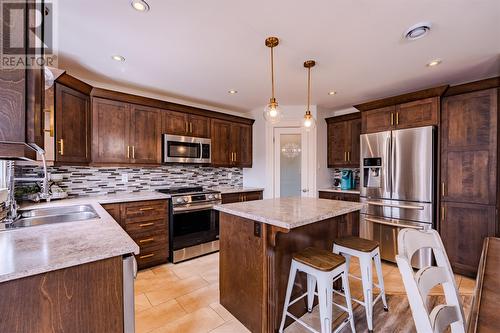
(340, 170), (354, 190)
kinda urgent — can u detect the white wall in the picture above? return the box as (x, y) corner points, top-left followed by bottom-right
(243, 105), (317, 198)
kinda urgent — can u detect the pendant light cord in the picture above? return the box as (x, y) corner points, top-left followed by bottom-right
(270, 46), (275, 100)
(307, 66), (311, 113)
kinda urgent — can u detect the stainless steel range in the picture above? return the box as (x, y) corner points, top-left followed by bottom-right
(157, 186), (221, 263)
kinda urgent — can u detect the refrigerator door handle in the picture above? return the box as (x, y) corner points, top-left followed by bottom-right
(366, 201), (425, 210)
(364, 217), (424, 230)
(391, 133), (396, 198)
(386, 135), (391, 193)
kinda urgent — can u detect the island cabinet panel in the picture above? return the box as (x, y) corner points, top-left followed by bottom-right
(219, 210), (360, 333)
(130, 104), (161, 164)
(0, 257), (124, 333)
(55, 83), (91, 164)
(221, 190), (263, 204)
(326, 114), (361, 168)
(92, 98), (131, 164)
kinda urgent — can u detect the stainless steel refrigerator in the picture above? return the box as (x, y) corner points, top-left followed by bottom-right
(360, 126), (435, 268)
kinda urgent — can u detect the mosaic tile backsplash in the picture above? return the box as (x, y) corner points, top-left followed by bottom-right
(16, 165), (243, 197)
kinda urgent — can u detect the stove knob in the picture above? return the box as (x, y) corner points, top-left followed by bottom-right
(176, 197), (185, 204)
(208, 194), (215, 200)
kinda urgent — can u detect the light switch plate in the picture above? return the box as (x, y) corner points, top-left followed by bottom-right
(121, 173), (129, 183)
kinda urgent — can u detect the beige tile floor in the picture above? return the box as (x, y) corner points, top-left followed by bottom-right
(134, 253), (475, 333)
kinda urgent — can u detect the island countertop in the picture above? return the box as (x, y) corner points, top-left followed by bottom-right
(0, 191), (170, 283)
(214, 196), (363, 229)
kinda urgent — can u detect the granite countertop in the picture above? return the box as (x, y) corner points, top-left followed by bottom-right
(214, 197), (363, 229)
(210, 186), (264, 194)
(318, 188), (361, 195)
(0, 191), (170, 283)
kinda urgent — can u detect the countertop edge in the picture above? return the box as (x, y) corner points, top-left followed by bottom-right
(318, 188), (361, 195)
(214, 204), (363, 229)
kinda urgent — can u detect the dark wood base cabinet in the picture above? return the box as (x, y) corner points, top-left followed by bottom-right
(102, 200), (169, 270)
(318, 191), (360, 202)
(0, 257), (124, 333)
(440, 203), (496, 277)
(221, 190), (263, 204)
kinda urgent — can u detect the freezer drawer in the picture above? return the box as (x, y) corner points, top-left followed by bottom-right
(361, 197), (433, 223)
(360, 214), (432, 268)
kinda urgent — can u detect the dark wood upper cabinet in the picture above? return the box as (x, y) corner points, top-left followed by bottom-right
(162, 110), (189, 136)
(231, 123), (252, 168)
(361, 106), (395, 134)
(0, 1), (44, 159)
(326, 113), (361, 168)
(440, 202), (496, 277)
(211, 119), (252, 168)
(441, 89), (497, 205)
(162, 110), (210, 138)
(92, 98), (131, 164)
(130, 104), (161, 164)
(211, 119), (232, 167)
(189, 114), (211, 138)
(395, 97), (439, 129)
(55, 84), (90, 164)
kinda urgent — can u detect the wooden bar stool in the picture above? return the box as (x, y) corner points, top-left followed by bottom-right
(333, 237), (388, 333)
(279, 247), (356, 333)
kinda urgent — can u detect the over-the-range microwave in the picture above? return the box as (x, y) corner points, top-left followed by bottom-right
(162, 134), (211, 164)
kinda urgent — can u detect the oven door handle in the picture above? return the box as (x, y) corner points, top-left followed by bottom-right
(364, 217), (424, 230)
(173, 203), (219, 214)
(366, 201), (424, 210)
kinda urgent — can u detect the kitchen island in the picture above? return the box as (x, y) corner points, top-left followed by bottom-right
(214, 197), (363, 333)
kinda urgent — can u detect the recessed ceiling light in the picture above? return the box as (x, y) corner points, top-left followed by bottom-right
(112, 55), (125, 62)
(131, 0), (150, 12)
(328, 91), (337, 96)
(228, 90), (238, 94)
(404, 22), (432, 40)
(426, 59), (442, 67)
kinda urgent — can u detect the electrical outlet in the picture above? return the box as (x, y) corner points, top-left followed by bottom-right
(121, 173), (129, 183)
(227, 172), (232, 179)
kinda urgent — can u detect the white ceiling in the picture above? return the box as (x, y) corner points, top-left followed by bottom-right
(55, 0), (500, 113)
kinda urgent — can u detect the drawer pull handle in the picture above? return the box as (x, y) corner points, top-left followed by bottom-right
(139, 207), (154, 211)
(139, 222), (155, 227)
(139, 253), (155, 259)
(139, 237), (155, 243)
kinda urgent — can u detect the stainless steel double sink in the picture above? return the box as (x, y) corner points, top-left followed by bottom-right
(10, 204), (100, 228)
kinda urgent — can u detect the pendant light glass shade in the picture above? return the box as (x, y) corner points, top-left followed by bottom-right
(302, 111), (316, 131)
(263, 98), (283, 123)
(263, 37), (282, 124)
(302, 60), (316, 131)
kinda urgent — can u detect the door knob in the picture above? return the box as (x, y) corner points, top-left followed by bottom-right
(302, 189), (309, 193)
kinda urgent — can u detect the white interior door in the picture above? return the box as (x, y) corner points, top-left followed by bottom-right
(273, 127), (313, 198)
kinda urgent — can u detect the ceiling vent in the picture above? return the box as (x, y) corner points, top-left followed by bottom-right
(404, 22), (432, 40)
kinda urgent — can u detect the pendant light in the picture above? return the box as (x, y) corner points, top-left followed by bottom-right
(263, 37), (283, 124)
(302, 60), (316, 130)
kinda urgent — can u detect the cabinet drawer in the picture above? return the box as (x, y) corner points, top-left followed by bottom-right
(122, 200), (168, 222)
(131, 232), (167, 249)
(125, 218), (167, 237)
(136, 246), (168, 269)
